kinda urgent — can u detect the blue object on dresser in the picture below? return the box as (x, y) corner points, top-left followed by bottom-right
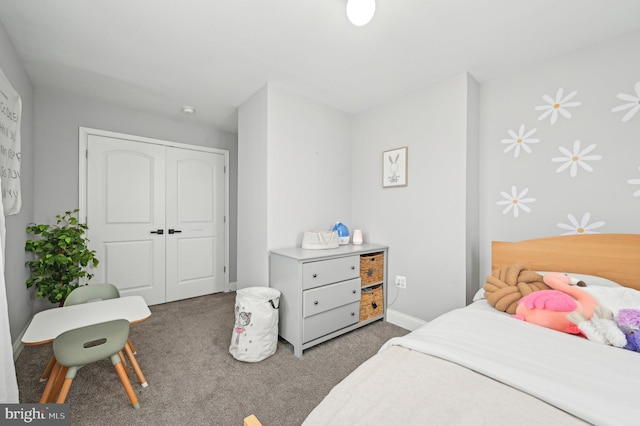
(332, 222), (350, 245)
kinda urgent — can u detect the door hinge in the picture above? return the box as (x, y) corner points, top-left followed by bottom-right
(224, 216), (226, 223)
(85, 149), (88, 158)
(224, 266), (226, 273)
(224, 166), (226, 173)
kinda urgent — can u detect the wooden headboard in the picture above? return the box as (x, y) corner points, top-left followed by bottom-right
(492, 234), (640, 291)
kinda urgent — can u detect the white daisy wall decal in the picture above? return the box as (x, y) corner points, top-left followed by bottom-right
(500, 124), (539, 157)
(534, 88), (581, 124)
(628, 166), (640, 197)
(551, 140), (602, 178)
(557, 212), (605, 235)
(611, 82), (640, 122)
(496, 186), (535, 218)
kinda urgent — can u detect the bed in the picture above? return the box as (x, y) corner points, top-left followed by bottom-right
(302, 234), (640, 426)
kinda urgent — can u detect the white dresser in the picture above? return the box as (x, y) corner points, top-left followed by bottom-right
(270, 243), (388, 357)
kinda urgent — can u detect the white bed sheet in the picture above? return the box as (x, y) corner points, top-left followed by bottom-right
(304, 301), (640, 426)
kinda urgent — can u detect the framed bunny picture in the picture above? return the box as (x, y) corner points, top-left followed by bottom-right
(382, 147), (408, 188)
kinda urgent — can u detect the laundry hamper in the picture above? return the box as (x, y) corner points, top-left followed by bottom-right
(229, 287), (281, 362)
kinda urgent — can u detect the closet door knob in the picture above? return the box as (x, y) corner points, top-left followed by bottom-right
(150, 229), (164, 235)
(312, 273), (317, 278)
(314, 301), (319, 305)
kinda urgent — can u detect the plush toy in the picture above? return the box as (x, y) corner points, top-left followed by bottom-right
(514, 272), (598, 334)
(567, 306), (628, 347)
(615, 309), (640, 352)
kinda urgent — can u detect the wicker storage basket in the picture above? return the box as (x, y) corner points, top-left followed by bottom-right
(360, 284), (384, 321)
(360, 252), (384, 285)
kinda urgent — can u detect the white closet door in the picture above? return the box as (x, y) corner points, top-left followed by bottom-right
(165, 147), (226, 302)
(86, 135), (167, 305)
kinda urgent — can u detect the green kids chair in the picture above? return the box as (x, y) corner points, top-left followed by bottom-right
(51, 319), (140, 408)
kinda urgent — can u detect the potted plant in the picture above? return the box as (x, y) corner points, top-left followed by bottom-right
(25, 209), (99, 305)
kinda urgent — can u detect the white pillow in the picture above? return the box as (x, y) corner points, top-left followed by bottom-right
(472, 288), (486, 302)
(582, 287), (640, 313)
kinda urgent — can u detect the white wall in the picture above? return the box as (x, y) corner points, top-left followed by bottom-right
(237, 84), (353, 288)
(478, 29), (640, 285)
(0, 19), (35, 347)
(351, 72), (477, 322)
(267, 86), (353, 250)
(237, 86), (269, 288)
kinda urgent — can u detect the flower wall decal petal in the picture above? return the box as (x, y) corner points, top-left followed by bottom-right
(535, 88), (581, 124)
(500, 125), (539, 158)
(551, 140), (602, 178)
(611, 82), (640, 122)
(496, 186), (535, 218)
(557, 212), (605, 235)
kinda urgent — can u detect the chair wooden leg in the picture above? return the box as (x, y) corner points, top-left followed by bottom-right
(118, 351), (129, 370)
(127, 338), (137, 354)
(124, 342), (148, 387)
(40, 362), (61, 403)
(114, 361), (140, 409)
(49, 366), (69, 403)
(40, 355), (57, 382)
(55, 377), (74, 404)
(244, 414), (263, 426)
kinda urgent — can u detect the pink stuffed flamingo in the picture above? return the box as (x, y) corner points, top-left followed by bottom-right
(513, 272), (598, 334)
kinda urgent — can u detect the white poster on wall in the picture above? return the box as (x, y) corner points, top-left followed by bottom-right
(0, 67), (21, 216)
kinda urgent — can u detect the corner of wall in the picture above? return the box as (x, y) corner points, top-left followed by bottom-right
(465, 72), (481, 304)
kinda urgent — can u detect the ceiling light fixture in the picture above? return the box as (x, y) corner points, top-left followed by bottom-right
(181, 105), (196, 114)
(346, 0), (376, 27)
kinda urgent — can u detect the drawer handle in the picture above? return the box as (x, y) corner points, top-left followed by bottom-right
(351, 266), (355, 270)
(314, 301), (319, 305)
(351, 312), (355, 316)
(352, 290), (356, 294)
(313, 273), (317, 278)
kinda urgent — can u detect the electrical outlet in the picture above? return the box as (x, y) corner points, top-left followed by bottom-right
(395, 275), (407, 289)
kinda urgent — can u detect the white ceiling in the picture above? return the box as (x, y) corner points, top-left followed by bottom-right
(1, 1), (639, 133)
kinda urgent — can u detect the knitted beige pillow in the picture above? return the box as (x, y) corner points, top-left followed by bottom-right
(484, 264), (549, 314)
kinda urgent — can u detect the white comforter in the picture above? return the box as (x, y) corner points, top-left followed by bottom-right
(304, 302), (640, 426)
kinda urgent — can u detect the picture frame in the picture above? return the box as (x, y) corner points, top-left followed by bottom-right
(382, 147), (408, 188)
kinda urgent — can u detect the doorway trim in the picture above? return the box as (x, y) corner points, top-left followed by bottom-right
(78, 126), (230, 292)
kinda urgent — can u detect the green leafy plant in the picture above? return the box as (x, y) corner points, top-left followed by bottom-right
(25, 209), (99, 305)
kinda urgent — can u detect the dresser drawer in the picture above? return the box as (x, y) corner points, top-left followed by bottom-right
(303, 278), (361, 318)
(303, 301), (360, 343)
(302, 255), (360, 290)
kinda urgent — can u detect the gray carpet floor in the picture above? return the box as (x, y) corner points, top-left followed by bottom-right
(15, 291), (408, 426)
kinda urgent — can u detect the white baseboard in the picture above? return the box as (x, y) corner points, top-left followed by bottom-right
(13, 326), (26, 361)
(228, 281), (237, 292)
(386, 308), (427, 331)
